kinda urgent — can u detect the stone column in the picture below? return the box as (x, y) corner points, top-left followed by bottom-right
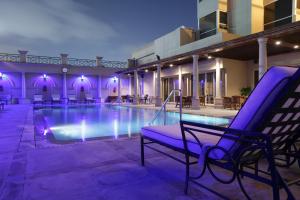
(18, 50), (28, 63)
(192, 55), (200, 109)
(60, 53), (68, 65)
(133, 70), (138, 104)
(96, 56), (103, 67)
(155, 64), (162, 107)
(204, 73), (207, 103)
(98, 75), (102, 102)
(215, 58), (223, 108)
(257, 37), (268, 79)
(21, 72), (26, 99)
(178, 66), (182, 90)
(63, 73), (67, 101)
(117, 75), (121, 103)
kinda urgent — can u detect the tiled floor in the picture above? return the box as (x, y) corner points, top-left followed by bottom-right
(0, 105), (299, 200)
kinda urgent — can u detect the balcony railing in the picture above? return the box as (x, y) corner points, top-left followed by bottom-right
(27, 55), (61, 65)
(0, 52), (128, 69)
(68, 58), (97, 67)
(0, 53), (20, 62)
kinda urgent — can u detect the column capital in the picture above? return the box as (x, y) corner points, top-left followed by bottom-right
(192, 54), (199, 60)
(257, 37), (268, 45)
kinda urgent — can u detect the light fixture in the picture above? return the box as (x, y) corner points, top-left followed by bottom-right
(275, 40), (282, 45)
(81, 75), (85, 81)
(127, 73), (131, 76)
(207, 56), (212, 59)
(43, 74), (48, 81)
(145, 69), (149, 73)
(0, 72), (2, 79)
(294, 45), (299, 49)
(169, 64), (174, 67)
(113, 76), (117, 82)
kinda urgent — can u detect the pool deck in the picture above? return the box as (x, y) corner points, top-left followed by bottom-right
(0, 105), (299, 200)
(117, 103), (238, 118)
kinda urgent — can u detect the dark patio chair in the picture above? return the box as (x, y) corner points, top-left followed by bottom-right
(141, 66), (300, 200)
(33, 94), (44, 104)
(199, 96), (205, 106)
(68, 94), (77, 104)
(223, 96), (232, 109)
(232, 95), (246, 110)
(51, 94), (61, 104)
(85, 94), (95, 104)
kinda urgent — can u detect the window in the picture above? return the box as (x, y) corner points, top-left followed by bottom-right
(264, 0), (293, 30)
(219, 11), (228, 29)
(199, 12), (217, 39)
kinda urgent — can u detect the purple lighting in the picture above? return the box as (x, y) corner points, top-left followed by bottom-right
(81, 75), (85, 81)
(0, 72), (3, 80)
(113, 76), (117, 83)
(43, 74), (48, 81)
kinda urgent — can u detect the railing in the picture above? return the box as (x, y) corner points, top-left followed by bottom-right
(264, 15), (293, 30)
(0, 52), (128, 69)
(68, 58), (96, 67)
(27, 55), (61, 65)
(0, 53), (20, 62)
(101, 60), (128, 68)
(149, 89), (182, 126)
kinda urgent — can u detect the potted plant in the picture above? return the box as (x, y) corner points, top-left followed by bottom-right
(240, 87), (252, 97)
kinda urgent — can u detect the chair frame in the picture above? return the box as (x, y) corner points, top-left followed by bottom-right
(141, 67), (300, 199)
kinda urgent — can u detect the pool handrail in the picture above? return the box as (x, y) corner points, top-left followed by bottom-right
(149, 89), (182, 126)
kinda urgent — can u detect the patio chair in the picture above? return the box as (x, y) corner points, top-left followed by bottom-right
(68, 94), (77, 104)
(232, 95), (246, 110)
(199, 96), (205, 106)
(0, 101), (4, 110)
(141, 66), (300, 199)
(33, 95), (44, 104)
(51, 94), (61, 104)
(223, 96), (232, 109)
(0, 94), (11, 105)
(85, 94), (95, 103)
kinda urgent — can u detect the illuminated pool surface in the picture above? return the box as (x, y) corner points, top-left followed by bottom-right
(34, 105), (230, 142)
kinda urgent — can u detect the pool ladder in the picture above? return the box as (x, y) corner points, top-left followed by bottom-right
(149, 89), (183, 126)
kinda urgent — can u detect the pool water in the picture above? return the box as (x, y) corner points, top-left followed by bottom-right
(34, 105), (230, 142)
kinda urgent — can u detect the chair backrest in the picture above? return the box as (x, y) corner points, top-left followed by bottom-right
(52, 94), (60, 100)
(215, 66), (299, 159)
(68, 94), (76, 100)
(34, 94), (43, 101)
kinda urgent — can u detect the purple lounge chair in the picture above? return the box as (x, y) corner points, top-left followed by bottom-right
(141, 66), (300, 200)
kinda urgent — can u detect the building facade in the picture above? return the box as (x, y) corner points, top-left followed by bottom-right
(0, 51), (130, 103)
(124, 0), (300, 108)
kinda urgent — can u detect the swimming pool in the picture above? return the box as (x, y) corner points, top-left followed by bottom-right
(34, 105), (230, 142)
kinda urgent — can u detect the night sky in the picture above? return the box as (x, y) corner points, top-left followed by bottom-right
(0, 0), (197, 61)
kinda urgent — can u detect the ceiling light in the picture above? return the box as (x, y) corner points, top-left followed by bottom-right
(169, 64), (174, 67)
(145, 69), (149, 73)
(207, 56), (212, 59)
(275, 41), (282, 45)
(127, 73), (131, 76)
(294, 45), (299, 49)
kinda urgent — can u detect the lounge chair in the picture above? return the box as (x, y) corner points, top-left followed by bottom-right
(231, 95), (246, 110)
(85, 94), (95, 103)
(199, 96), (205, 106)
(0, 101), (4, 110)
(33, 95), (44, 104)
(51, 94), (61, 104)
(68, 94), (77, 104)
(0, 94), (11, 105)
(141, 66), (300, 199)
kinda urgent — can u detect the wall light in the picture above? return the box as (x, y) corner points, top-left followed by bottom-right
(275, 41), (282, 45)
(169, 64), (174, 67)
(81, 75), (85, 81)
(0, 72), (3, 79)
(294, 45), (299, 49)
(145, 69), (149, 73)
(43, 74), (48, 81)
(113, 76), (118, 82)
(207, 56), (212, 59)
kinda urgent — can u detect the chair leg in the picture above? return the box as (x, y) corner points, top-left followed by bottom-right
(184, 154), (190, 195)
(141, 136), (145, 166)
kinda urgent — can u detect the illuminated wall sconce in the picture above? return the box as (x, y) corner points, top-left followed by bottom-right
(0, 72), (3, 80)
(113, 76), (117, 83)
(43, 74), (48, 81)
(81, 75), (85, 82)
